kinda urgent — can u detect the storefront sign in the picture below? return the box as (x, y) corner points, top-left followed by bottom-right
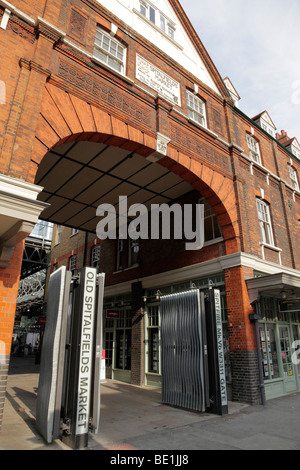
(136, 54), (181, 106)
(107, 309), (119, 318)
(214, 289), (227, 407)
(76, 268), (96, 435)
(279, 298), (300, 312)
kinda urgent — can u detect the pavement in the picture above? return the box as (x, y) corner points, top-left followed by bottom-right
(1, 355), (300, 452)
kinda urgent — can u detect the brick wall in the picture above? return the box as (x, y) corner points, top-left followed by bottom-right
(224, 265), (263, 404)
(0, 240), (24, 431)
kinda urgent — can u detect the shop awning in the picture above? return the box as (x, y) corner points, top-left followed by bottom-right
(246, 272), (300, 304)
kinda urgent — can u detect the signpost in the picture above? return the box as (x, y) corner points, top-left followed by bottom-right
(214, 289), (228, 409)
(204, 287), (228, 415)
(74, 267), (97, 440)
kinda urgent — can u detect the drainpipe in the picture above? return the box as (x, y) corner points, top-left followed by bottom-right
(249, 300), (266, 405)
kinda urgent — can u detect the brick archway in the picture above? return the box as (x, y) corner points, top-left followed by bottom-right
(29, 83), (240, 254)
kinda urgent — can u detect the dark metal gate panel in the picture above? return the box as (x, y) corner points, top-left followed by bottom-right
(36, 266), (71, 443)
(160, 289), (207, 412)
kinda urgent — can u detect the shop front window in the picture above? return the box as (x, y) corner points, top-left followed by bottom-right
(116, 329), (131, 370)
(104, 307), (132, 372)
(146, 305), (160, 373)
(259, 323), (279, 380)
(115, 309), (132, 370)
(105, 331), (113, 368)
(279, 325), (294, 377)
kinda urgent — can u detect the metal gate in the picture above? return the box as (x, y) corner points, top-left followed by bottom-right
(160, 289), (209, 412)
(36, 266), (105, 449)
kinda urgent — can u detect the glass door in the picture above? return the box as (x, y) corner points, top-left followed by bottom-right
(259, 323), (280, 380)
(292, 324), (300, 376)
(279, 325), (297, 392)
(116, 329), (131, 370)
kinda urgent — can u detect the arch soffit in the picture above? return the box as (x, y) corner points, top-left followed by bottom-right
(31, 83), (239, 247)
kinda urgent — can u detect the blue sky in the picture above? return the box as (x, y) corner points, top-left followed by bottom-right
(181, 0), (300, 140)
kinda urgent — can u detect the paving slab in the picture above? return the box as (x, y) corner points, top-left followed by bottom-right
(1, 355), (300, 451)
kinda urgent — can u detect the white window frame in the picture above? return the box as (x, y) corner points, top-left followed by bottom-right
(199, 197), (222, 243)
(186, 91), (207, 128)
(139, 1), (155, 23)
(128, 238), (139, 267)
(167, 24), (175, 40)
(145, 303), (161, 375)
(69, 254), (77, 272)
(139, 1), (176, 40)
(93, 26), (127, 75)
(288, 165), (299, 191)
(55, 225), (61, 245)
(291, 146), (300, 160)
(91, 244), (100, 267)
(256, 199), (274, 246)
(247, 134), (261, 164)
(261, 122), (275, 138)
(116, 238), (124, 271)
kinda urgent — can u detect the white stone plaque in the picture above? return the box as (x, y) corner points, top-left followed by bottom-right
(136, 54), (181, 106)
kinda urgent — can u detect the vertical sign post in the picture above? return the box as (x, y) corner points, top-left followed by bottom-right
(90, 272), (105, 435)
(61, 267), (97, 449)
(204, 287), (228, 416)
(75, 267), (97, 439)
(214, 289), (228, 413)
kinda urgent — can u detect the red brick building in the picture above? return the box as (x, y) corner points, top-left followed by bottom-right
(1, 0), (300, 431)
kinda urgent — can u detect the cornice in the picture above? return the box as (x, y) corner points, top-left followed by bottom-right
(104, 250), (300, 297)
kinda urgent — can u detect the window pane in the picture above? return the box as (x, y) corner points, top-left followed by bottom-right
(140, 3), (146, 16)
(260, 324), (279, 380)
(204, 218), (214, 241)
(187, 92), (206, 127)
(102, 36), (110, 51)
(149, 328), (159, 372)
(200, 198), (222, 241)
(168, 26), (175, 39)
(129, 239), (139, 266)
(257, 199), (274, 245)
(213, 215), (222, 238)
(108, 56), (122, 72)
(94, 48), (107, 63)
(280, 326), (294, 377)
(116, 330), (131, 370)
(105, 331), (113, 367)
(247, 135), (261, 164)
(94, 27), (125, 74)
(149, 6), (155, 23)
